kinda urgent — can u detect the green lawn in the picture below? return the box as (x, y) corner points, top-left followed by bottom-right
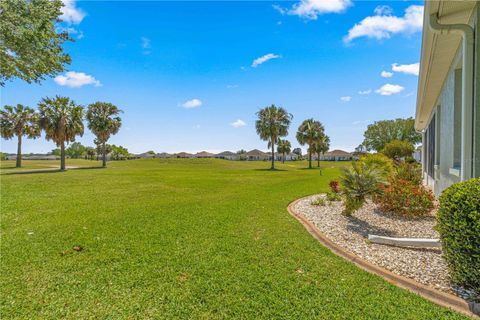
(0, 159), (467, 319)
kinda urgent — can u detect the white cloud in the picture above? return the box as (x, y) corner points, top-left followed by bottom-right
(141, 37), (151, 49)
(375, 84), (404, 96)
(274, 0), (352, 20)
(226, 84), (239, 89)
(358, 89), (372, 95)
(181, 99), (202, 109)
(141, 37), (151, 55)
(251, 53), (281, 67)
(392, 62), (420, 76)
(374, 5), (393, 16)
(381, 71), (393, 78)
(230, 119), (246, 128)
(340, 96), (352, 102)
(344, 5), (423, 43)
(272, 4), (287, 15)
(54, 71), (101, 88)
(60, 0), (86, 24)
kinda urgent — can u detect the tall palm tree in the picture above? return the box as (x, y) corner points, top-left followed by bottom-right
(311, 135), (330, 168)
(38, 96), (84, 171)
(296, 119), (324, 169)
(277, 139), (291, 163)
(255, 104), (292, 170)
(0, 104), (41, 167)
(86, 102), (122, 167)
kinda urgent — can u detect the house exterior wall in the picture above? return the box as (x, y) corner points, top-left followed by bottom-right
(475, 5), (480, 177)
(422, 9), (479, 195)
(425, 62), (461, 195)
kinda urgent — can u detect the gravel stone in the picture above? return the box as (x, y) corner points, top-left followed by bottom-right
(293, 194), (477, 301)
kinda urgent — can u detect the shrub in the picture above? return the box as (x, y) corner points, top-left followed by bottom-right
(404, 156), (417, 164)
(358, 153), (394, 179)
(329, 180), (341, 193)
(344, 197), (364, 216)
(437, 178), (480, 293)
(310, 197), (326, 206)
(381, 140), (414, 160)
(326, 191), (341, 202)
(374, 179), (434, 216)
(340, 162), (386, 214)
(395, 162), (422, 185)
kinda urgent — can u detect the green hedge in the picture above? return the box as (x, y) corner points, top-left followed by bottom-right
(437, 178), (480, 293)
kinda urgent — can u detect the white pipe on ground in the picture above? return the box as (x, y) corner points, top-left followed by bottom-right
(427, 13), (474, 181)
(368, 235), (441, 248)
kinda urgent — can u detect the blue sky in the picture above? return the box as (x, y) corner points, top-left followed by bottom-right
(1, 0), (424, 154)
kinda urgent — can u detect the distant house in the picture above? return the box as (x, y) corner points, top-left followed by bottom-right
(175, 152), (194, 158)
(245, 149), (268, 161)
(156, 152), (173, 158)
(274, 152), (299, 161)
(215, 151), (239, 160)
(195, 151), (215, 158)
(135, 152), (156, 159)
(415, 1), (479, 195)
(319, 150), (352, 161)
(5, 154), (59, 160)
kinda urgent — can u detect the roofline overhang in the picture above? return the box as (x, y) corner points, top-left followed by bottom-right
(415, 1), (477, 131)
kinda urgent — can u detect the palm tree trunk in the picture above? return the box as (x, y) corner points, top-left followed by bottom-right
(271, 143), (275, 170)
(283, 152), (285, 163)
(102, 142), (107, 167)
(308, 149), (312, 169)
(317, 152), (320, 167)
(60, 142), (66, 171)
(16, 134), (22, 168)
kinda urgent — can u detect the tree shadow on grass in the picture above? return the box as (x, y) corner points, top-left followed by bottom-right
(253, 168), (287, 172)
(1, 166), (105, 175)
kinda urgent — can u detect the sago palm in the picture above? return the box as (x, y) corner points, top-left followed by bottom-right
(277, 139), (291, 164)
(38, 96), (84, 171)
(0, 104), (40, 167)
(255, 104), (292, 170)
(86, 102), (122, 167)
(296, 119), (324, 169)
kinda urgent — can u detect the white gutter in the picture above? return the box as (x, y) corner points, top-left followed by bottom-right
(427, 13), (474, 181)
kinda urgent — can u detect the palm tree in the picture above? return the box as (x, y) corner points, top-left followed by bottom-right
(0, 104), (41, 167)
(311, 135), (330, 168)
(255, 104), (292, 170)
(86, 102), (122, 167)
(296, 119), (324, 169)
(38, 96), (84, 171)
(85, 147), (96, 160)
(277, 139), (291, 163)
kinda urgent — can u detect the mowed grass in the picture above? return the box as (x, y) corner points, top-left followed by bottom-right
(0, 159), (467, 319)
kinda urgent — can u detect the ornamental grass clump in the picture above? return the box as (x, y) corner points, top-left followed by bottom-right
(437, 178), (480, 296)
(310, 197), (326, 206)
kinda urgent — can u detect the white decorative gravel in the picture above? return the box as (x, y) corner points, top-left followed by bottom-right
(294, 194), (467, 297)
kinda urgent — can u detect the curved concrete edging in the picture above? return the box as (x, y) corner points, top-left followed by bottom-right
(287, 197), (477, 318)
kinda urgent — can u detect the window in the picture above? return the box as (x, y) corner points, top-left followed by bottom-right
(425, 114), (436, 178)
(453, 68), (462, 169)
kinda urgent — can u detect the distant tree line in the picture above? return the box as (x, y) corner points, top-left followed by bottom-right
(1, 98), (122, 170)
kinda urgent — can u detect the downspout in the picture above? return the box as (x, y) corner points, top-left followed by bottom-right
(428, 13), (475, 181)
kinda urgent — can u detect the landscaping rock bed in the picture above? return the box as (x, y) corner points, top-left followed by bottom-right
(293, 194), (476, 301)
